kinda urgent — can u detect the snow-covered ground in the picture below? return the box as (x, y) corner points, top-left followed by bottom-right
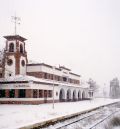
(0, 98), (120, 129)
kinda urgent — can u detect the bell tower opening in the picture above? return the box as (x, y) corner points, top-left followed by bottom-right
(9, 43), (14, 52)
(20, 44), (24, 53)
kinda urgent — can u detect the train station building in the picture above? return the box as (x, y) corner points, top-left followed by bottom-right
(0, 35), (93, 104)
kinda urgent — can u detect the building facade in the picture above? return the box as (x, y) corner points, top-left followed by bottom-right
(0, 35), (93, 104)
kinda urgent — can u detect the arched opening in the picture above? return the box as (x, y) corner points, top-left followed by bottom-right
(82, 91), (85, 100)
(67, 89), (71, 101)
(73, 90), (76, 101)
(9, 43), (14, 52)
(20, 44), (24, 53)
(59, 89), (65, 102)
(78, 90), (81, 100)
(9, 89), (15, 98)
(89, 91), (93, 98)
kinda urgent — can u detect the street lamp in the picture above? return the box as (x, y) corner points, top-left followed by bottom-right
(52, 66), (55, 109)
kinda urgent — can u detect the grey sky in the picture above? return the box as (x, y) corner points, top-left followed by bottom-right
(0, 0), (120, 87)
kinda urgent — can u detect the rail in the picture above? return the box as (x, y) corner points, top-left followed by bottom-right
(88, 110), (120, 129)
(56, 110), (102, 129)
(54, 104), (120, 129)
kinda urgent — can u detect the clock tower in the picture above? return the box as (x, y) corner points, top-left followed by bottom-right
(3, 35), (28, 78)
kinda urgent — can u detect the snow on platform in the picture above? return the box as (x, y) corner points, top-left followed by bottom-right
(0, 98), (120, 129)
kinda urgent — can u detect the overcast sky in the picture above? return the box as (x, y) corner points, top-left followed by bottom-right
(0, 0), (120, 88)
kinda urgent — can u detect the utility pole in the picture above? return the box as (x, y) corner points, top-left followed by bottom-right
(52, 66), (55, 109)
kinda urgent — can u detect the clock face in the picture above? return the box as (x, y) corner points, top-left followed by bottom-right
(21, 60), (25, 66)
(7, 59), (13, 66)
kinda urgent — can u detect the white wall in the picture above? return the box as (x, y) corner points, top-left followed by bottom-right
(27, 65), (80, 80)
(69, 73), (80, 80)
(27, 65), (42, 72)
(5, 55), (15, 78)
(20, 56), (26, 75)
(0, 83), (30, 89)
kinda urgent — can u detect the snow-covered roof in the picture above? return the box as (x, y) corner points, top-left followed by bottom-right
(28, 60), (40, 64)
(0, 75), (83, 88)
(4, 35), (27, 42)
(0, 75), (42, 82)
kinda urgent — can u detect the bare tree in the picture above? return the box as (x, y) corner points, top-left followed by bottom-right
(88, 78), (99, 95)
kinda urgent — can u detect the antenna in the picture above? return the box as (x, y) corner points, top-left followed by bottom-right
(11, 14), (21, 35)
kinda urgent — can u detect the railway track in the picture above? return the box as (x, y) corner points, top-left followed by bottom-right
(88, 110), (120, 129)
(40, 102), (120, 129)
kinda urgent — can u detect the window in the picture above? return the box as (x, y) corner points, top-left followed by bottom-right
(63, 77), (67, 82)
(21, 60), (25, 67)
(44, 90), (47, 98)
(33, 89), (37, 98)
(9, 89), (15, 98)
(55, 75), (58, 81)
(44, 73), (47, 79)
(0, 90), (5, 98)
(20, 44), (23, 53)
(70, 79), (73, 83)
(58, 76), (60, 81)
(0, 73), (2, 78)
(51, 74), (53, 80)
(7, 59), (13, 66)
(9, 43), (14, 52)
(48, 90), (52, 97)
(48, 74), (51, 79)
(39, 90), (44, 98)
(18, 89), (26, 98)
